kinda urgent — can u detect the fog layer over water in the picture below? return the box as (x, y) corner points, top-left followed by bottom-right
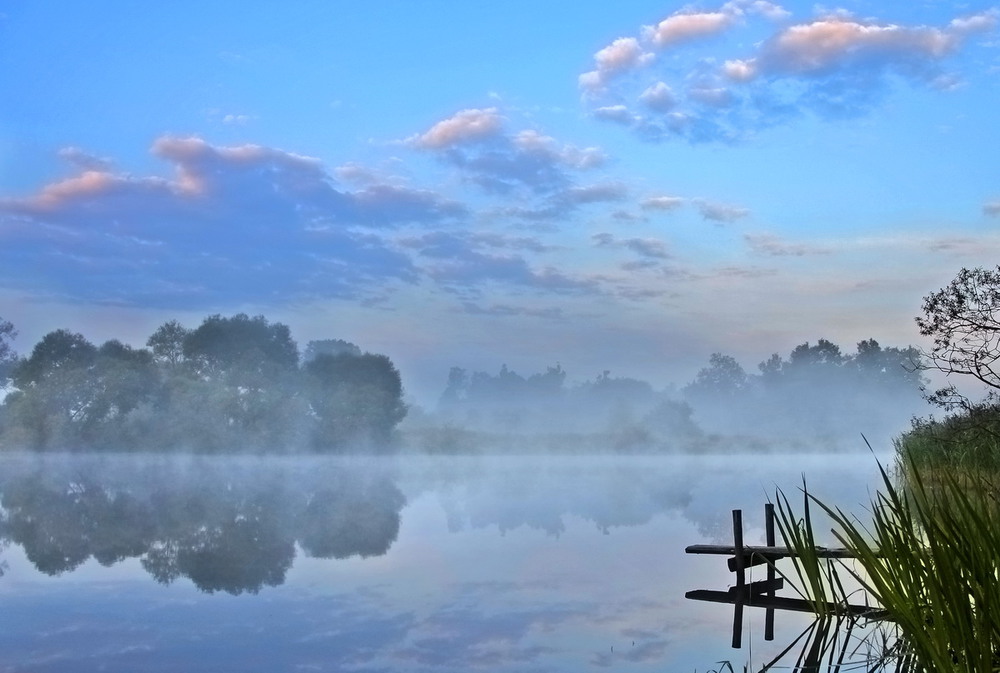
(413, 339), (927, 453)
(0, 451), (889, 672)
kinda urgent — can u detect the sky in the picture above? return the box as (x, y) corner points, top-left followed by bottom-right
(1, 0), (999, 404)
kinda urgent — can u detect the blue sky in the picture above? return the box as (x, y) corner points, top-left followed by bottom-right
(1, 0), (998, 402)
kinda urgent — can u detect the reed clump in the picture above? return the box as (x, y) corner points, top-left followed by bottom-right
(774, 443), (1000, 671)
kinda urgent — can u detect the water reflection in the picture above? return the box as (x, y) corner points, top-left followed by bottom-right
(0, 452), (891, 672)
(0, 455), (405, 594)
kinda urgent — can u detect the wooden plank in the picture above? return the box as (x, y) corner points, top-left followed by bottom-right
(728, 578), (784, 598)
(684, 589), (877, 617)
(686, 544), (859, 559)
(731, 510), (744, 649)
(764, 503), (776, 641)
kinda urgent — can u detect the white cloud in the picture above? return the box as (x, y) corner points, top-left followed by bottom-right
(580, 37), (654, 92)
(696, 200), (750, 222)
(408, 108), (504, 149)
(643, 11), (735, 48)
(583, 5), (997, 143)
(640, 196), (685, 211)
(759, 19), (957, 75)
(593, 105), (636, 125)
(594, 37), (653, 73)
(722, 58), (758, 82)
(984, 201), (1000, 217)
(639, 82), (676, 112)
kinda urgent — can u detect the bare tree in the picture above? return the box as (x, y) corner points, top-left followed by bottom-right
(916, 266), (1000, 407)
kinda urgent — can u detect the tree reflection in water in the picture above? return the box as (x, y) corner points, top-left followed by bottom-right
(0, 456), (406, 594)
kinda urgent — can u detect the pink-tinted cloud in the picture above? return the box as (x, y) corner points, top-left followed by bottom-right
(584, 6), (997, 143)
(579, 37), (654, 92)
(643, 11), (735, 48)
(0, 138), (469, 307)
(410, 110), (605, 198)
(408, 108), (504, 149)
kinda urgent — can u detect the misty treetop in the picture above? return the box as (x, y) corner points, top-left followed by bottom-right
(0, 313), (407, 453)
(683, 338), (926, 445)
(432, 337), (927, 451)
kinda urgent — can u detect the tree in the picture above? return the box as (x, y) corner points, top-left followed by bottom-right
(305, 353), (406, 448)
(684, 353), (749, 401)
(146, 320), (190, 367)
(0, 316), (17, 385)
(302, 339), (361, 363)
(916, 266), (1000, 404)
(183, 313), (298, 378)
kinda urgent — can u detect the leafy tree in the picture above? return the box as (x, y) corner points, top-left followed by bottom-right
(684, 353), (749, 401)
(439, 366), (468, 407)
(305, 353), (406, 448)
(302, 339), (361, 363)
(0, 316), (17, 385)
(183, 313), (298, 377)
(146, 320), (190, 367)
(916, 266), (1000, 405)
(180, 314), (302, 448)
(13, 329), (98, 389)
(3, 330), (99, 448)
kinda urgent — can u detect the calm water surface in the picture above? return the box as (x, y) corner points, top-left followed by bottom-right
(0, 451), (891, 672)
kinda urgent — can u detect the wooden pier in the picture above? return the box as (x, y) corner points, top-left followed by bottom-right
(685, 505), (880, 648)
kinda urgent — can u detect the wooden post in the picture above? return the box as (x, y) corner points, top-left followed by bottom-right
(731, 509), (744, 648)
(764, 503), (776, 641)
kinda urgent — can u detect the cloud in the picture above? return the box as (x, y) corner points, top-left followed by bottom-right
(643, 11), (735, 48)
(58, 147), (113, 172)
(559, 182), (629, 205)
(0, 137), (469, 307)
(400, 231), (598, 296)
(410, 111), (605, 196)
(579, 38), (655, 92)
(744, 233), (833, 256)
(582, 5), (998, 143)
(757, 18), (959, 76)
(458, 302), (566, 319)
(696, 200), (750, 222)
(640, 195), (685, 212)
(593, 232), (671, 259)
(639, 82), (676, 112)
(593, 105), (637, 125)
(408, 108), (504, 149)
(985, 201), (1000, 217)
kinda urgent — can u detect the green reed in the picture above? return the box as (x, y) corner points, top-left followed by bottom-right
(773, 454), (1000, 672)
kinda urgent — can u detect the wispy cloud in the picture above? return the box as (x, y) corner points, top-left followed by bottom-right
(696, 199), (750, 222)
(593, 232), (672, 259)
(745, 232), (833, 256)
(399, 231), (598, 296)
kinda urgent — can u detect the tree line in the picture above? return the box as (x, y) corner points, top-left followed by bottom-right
(0, 314), (406, 452)
(434, 338), (927, 451)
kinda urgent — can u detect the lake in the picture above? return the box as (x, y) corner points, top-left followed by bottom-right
(0, 451), (892, 672)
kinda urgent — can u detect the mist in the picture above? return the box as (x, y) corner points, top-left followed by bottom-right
(402, 337), (929, 454)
